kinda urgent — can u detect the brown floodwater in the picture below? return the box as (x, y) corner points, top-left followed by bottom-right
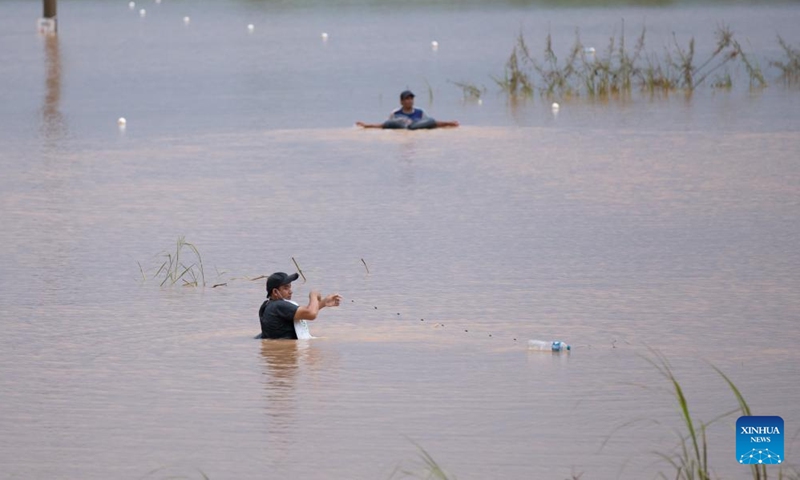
(1, 1), (800, 479)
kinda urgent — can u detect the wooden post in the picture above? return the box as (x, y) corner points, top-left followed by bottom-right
(39, 0), (57, 34)
(44, 0), (57, 18)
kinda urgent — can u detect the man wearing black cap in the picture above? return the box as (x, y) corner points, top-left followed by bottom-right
(259, 272), (341, 339)
(356, 90), (459, 130)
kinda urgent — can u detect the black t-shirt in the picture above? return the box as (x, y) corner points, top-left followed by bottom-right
(259, 299), (300, 339)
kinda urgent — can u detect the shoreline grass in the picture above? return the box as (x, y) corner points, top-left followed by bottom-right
(391, 351), (798, 480)
(642, 349), (798, 480)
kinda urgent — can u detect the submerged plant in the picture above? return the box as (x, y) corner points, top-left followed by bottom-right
(579, 23), (646, 97)
(711, 72), (733, 89)
(138, 236), (206, 287)
(476, 22), (785, 101)
(492, 32), (535, 97)
(423, 78), (434, 105)
(532, 30), (582, 98)
(449, 80), (486, 101)
(771, 36), (800, 85)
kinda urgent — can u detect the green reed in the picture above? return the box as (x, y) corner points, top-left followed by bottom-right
(449, 80), (486, 101)
(644, 349), (779, 480)
(579, 22), (645, 97)
(423, 78), (435, 105)
(139, 236), (206, 287)
(533, 30), (582, 97)
(390, 442), (456, 480)
(771, 36), (800, 85)
(733, 39), (767, 89)
(479, 22), (785, 100)
(493, 32), (535, 97)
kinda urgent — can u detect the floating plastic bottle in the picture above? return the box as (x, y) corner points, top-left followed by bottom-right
(528, 340), (571, 352)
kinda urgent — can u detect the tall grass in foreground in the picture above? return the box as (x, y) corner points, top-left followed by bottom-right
(391, 351), (798, 480)
(644, 349), (799, 480)
(471, 22), (800, 100)
(389, 442), (456, 480)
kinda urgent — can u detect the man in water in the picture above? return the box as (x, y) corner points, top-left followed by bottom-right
(356, 90), (459, 130)
(259, 272), (342, 339)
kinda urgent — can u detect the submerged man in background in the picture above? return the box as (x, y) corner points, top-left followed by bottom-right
(356, 90), (459, 130)
(259, 272), (341, 339)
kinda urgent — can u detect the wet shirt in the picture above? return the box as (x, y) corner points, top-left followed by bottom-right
(259, 299), (299, 339)
(389, 108), (427, 126)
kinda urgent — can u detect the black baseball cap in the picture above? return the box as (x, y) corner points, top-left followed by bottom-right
(400, 90), (415, 100)
(266, 272), (299, 294)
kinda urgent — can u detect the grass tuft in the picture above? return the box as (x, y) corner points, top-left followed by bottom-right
(470, 22), (788, 101)
(771, 36), (800, 85)
(449, 80), (486, 101)
(642, 349), (792, 480)
(390, 441), (455, 480)
(492, 32), (535, 98)
(139, 236), (206, 287)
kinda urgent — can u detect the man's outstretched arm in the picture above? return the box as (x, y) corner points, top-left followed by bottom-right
(294, 291), (342, 320)
(435, 120), (460, 128)
(356, 121), (384, 129)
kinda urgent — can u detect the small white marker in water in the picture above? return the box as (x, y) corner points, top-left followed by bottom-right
(431, 40), (439, 50)
(247, 24), (255, 33)
(139, 8), (146, 17)
(118, 117), (127, 127)
(478, 98), (483, 105)
(183, 16), (190, 25)
(128, 1), (135, 9)
(584, 47), (596, 54)
(552, 102), (560, 111)
(321, 32), (329, 40)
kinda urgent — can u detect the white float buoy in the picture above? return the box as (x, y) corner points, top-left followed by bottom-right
(584, 47), (596, 54)
(118, 117), (127, 127)
(431, 40), (439, 50)
(478, 98), (483, 105)
(139, 8), (146, 17)
(183, 16), (190, 24)
(128, 1), (135, 9)
(321, 32), (329, 40)
(247, 24), (254, 33)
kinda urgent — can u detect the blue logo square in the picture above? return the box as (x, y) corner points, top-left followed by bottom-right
(737, 416), (784, 465)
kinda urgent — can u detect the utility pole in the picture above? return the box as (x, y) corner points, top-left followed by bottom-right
(39, 0), (57, 34)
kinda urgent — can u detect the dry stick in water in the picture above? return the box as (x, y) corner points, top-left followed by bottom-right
(291, 257), (307, 283)
(361, 258), (370, 274)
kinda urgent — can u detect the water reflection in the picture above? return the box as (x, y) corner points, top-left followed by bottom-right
(40, 33), (67, 148)
(526, 350), (572, 367)
(259, 340), (322, 463)
(397, 134), (417, 187)
(261, 340), (303, 418)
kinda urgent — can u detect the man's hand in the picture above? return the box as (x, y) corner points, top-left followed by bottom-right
(322, 294), (342, 308)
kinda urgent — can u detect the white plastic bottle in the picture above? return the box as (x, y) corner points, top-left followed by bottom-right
(528, 340), (571, 352)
